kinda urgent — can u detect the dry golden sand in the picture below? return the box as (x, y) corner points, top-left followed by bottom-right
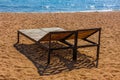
(0, 12), (120, 80)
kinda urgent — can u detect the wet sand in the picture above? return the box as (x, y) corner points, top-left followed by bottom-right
(0, 12), (120, 80)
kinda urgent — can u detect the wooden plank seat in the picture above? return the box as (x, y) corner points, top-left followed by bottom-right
(16, 27), (101, 67)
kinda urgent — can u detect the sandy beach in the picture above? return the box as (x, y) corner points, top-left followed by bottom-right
(0, 12), (120, 80)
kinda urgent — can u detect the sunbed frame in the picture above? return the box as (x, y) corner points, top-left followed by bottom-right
(16, 27), (101, 68)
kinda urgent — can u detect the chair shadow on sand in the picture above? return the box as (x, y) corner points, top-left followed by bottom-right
(14, 42), (96, 76)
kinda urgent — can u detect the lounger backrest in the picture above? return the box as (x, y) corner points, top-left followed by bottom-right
(77, 28), (101, 39)
(39, 28), (101, 41)
(40, 31), (75, 41)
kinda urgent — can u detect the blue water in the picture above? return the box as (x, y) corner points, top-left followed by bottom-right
(0, 0), (120, 12)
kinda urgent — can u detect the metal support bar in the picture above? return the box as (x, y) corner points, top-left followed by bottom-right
(83, 38), (97, 44)
(59, 40), (73, 47)
(96, 28), (101, 68)
(96, 45), (100, 67)
(17, 31), (20, 43)
(37, 42), (73, 51)
(77, 44), (98, 48)
(48, 34), (51, 64)
(84, 30), (99, 39)
(62, 32), (74, 40)
(51, 46), (73, 50)
(73, 31), (78, 61)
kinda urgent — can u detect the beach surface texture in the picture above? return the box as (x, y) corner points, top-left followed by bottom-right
(0, 12), (120, 80)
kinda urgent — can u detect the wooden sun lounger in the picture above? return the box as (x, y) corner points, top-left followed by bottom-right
(16, 27), (101, 67)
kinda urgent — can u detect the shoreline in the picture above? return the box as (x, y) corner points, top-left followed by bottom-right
(0, 9), (120, 14)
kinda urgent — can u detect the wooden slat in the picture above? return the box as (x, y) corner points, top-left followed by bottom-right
(41, 27), (65, 32)
(77, 29), (98, 39)
(62, 28), (99, 40)
(19, 29), (47, 41)
(40, 31), (74, 41)
(19, 27), (66, 42)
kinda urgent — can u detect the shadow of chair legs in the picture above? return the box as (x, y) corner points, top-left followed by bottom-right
(14, 42), (95, 76)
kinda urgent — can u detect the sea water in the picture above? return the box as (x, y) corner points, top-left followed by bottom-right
(0, 0), (120, 12)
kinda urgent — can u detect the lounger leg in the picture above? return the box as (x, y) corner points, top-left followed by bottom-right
(96, 45), (100, 68)
(47, 34), (51, 64)
(17, 31), (20, 43)
(73, 32), (78, 61)
(73, 48), (77, 61)
(48, 49), (51, 64)
(96, 29), (101, 68)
